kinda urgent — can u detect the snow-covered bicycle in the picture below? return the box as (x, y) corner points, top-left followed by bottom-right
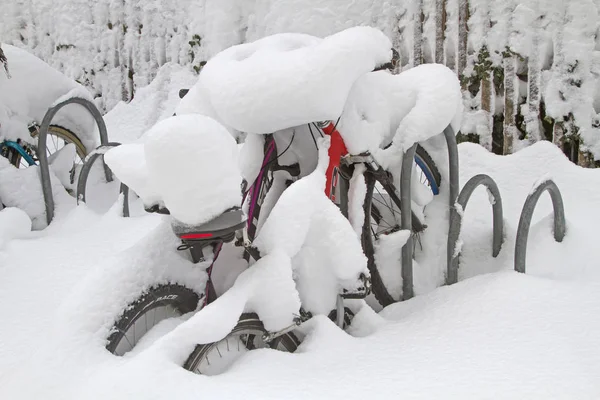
(0, 44), (97, 206)
(100, 26), (461, 376)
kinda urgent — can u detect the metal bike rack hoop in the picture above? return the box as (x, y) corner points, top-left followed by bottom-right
(514, 179), (566, 274)
(38, 97), (109, 225)
(447, 174), (504, 285)
(76, 141), (130, 218)
(400, 124), (459, 301)
(400, 143), (417, 300)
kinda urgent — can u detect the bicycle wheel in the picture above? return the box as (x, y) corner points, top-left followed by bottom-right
(106, 284), (201, 356)
(183, 313), (300, 375)
(362, 145), (441, 307)
(10, 125), (87, 169)
(44, 125), (87, 162)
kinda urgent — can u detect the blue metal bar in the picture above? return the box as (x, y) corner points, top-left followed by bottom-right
(2, 141), (36, 166)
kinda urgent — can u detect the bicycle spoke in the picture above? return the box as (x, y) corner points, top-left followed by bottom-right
(117, 328), (134, 351)
(132, 318), (137, 345)
(371, 191), (400, 234)
(373, 187), (398, 218)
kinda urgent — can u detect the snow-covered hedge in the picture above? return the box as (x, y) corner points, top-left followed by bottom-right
(3, 0), (600, 160)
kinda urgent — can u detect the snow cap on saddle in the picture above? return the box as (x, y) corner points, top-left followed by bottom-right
(105, 114), (242, 226)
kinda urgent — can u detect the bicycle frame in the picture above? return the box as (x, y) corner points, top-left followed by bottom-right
(242, 121), (425, 236)
(0, 140), (36, 166)
(180, 119), (429, 311)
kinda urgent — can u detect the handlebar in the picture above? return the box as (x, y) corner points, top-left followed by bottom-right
(179, 89), (189, 99)
(373, 48), (400, 72)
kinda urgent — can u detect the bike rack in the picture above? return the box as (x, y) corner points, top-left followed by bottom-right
(76, 142), (130, 218)
(400, 124), (459, 300)
(38, 97), (109, 225)
(447, 174), (504, 284)
(514, 179), (566, 274)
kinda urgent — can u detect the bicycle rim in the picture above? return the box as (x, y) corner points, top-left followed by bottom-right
(106, 284), (200, 356)
(10, 125), (87, 169)
(362, 145), (441, 306)
(44, 125), (87, 164)
(184, 313), (299, 376)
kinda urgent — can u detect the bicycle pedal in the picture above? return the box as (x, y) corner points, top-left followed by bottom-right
(340, 273), (371, 299)
(262, 314), (307, 343)
(340, 288), (368, 299)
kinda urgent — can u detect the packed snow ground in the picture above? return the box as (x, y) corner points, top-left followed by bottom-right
(2, 139), (600, 398)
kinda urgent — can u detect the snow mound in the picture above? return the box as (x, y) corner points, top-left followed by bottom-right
(103, 143), (159, 208)
(144, 247), (301, 366)
(0, 44), (98, 152)
(177, 26), (393, 134)
(0, 156), (75, 230)
(340, 63), (462, 157)
(105, 114), (242, 225)
(255, 137), (369, 314)
(0, 207), (31, 247)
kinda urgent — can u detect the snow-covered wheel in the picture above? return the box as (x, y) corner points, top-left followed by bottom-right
(3, 125), (87, 170)
(362, 145), (441, 307)
(183, 313), (300, 376)
(106, 284), (201, 356)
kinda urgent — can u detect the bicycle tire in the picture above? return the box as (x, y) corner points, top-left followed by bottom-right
(105, 283), (201, 356)
(45, 125), (88, 161)
(362, 145), (441, 307)
(183, 312), (300, 375)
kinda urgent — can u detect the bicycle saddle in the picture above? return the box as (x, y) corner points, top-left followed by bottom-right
(171, 207), (246, 242)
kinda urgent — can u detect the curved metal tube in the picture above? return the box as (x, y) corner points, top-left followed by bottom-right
(76, 142), (129, 217)
(443, 125), (460, 284)
(447, 174), (504, 284)
(514, 179), (566, 273)
(443, 125), (460, 211)
(399, 124), (459, 300)
(38, 97), (109, 225)
(400, 144), (417, 300)
(121, 183), (130, 218)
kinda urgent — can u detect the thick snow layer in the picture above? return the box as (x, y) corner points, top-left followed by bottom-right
(4, 21), (600, 395)
(0, 44), (98, 152)
(0, 155), (75, 230)
(177, 27), (393, 134)
(374, 229), (411, 300)
(4, 134), (600, 398)
(348, 164), (367, 236)
(143, 247), (301, 368)
(0, 207), (31, 248)
(102, 142), (161, 208)
(254, 137), (369, 314)
(105, 114), (242, 225)
(339, 63), (462, 157)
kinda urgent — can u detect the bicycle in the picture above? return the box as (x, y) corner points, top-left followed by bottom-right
(0, 44), (89, 203)
(0, 123), (88, 210)
(104, 116), (441, 375)
(0, 123), (87, 169)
